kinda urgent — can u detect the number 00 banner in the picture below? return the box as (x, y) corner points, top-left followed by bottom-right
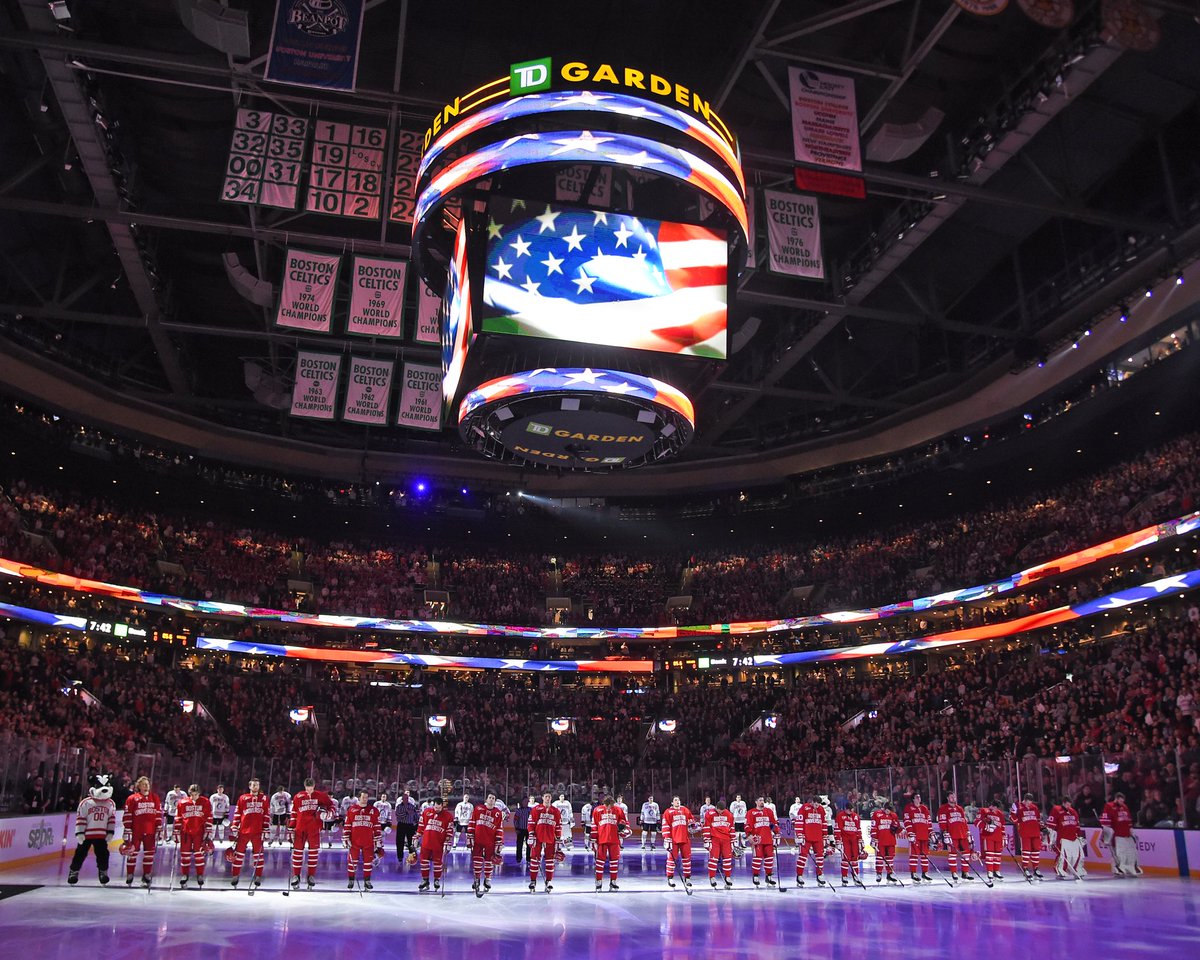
(290, 351), (341, 420)
(277, 248), (341, 332)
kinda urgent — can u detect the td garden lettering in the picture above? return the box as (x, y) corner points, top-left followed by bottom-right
(422, 57), (736, 153)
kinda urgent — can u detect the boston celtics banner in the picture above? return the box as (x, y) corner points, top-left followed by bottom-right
(342, 356), (393, 425)
(265, 0), (366, 91)
(290, 351), (341, 420)
(764, 189), (824, 279)
(395, 362), (441, 431)
(346, 256), (406, 338)
(277, 248), (340, 332)
(413, 278), (441, 344)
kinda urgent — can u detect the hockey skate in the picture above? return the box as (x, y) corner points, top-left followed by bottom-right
(433, 880), (441, 892)
(252, 877), (262, 889)
(992, 872), (1003, 882)
(484, 880), (491, 891)
(125, 875), (134, 887)
(1033, 869), (1044, 881)
(98, 873), (109, 885)
(230, 877), (239, 888)
(910, 874), (920, 883)
(141, 874), (151, 888)
(364, 881), (373, 890)
(876, 875), (883, 883)
(765, 876), (777, 887)
(418, 880), (430, 892)
(179, 877), (189, 889)
(752, 876), (761, 886)
(684, 879), (693, 895)
(347, 880), (356, 890)
(921, 872), (932, 882)
(67, 870), (79, 885)
(595, 881), (603, 891)
(796, 875), (804, 887)
(887, 872), (900, 884)
(724, 878), (733, 888)
(475, 883), (484, 898)
(816, 876), (827, 887)
(528, 880), (537, 892)
(608, 881), (619, 891)
(196, 876), (205, 888)
(290, 876), (300, 889)
(667, 877), (676, 888)
(961, 872), (974, 881)
(842, 878), (849, 886)
(710, 878), (718, 888)
(545, 882), (553, 893)
(307, 876), (316, 889)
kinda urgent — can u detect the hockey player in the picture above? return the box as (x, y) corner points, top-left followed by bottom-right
(765, 796), (778, 817)
(746, 796), (780, 887)
(121, 775), (162, 887)
(416, 797), (455, 892)
(703, 799), (736, 888)
(937, 792), (974, 882)
(269, 785), (291, 845)
(454, 793), (474, 849)
(337, 788), (355, 845)
(1012, 793), (1045, 880)
(640, 795), (661, 849)
(229, 777), (268, 888)
(1048, 796), (1086, 880)
(870, 801), (902, 883)
(554, 793), (574, 848)
(903, 792), (934, 882)
(794, 795), (829, 887)
(730, 794), (747, 835)
(615, 794), (629, 820)
(174, 784), (213, 889)
(68, 774), (116, 885)
(662, 796), (697, 891)
(210, 784), (230, 842)
(698, 795), (715, 824)
(375, 791), (394, 842)
(975, 799), (1007, 881)
(289, 777), (336, 889)
(581, 799), (594, 848)
(529, 792), (563, 892)
(1101, 793), (1140, 877)
(344, 789), (383, 890)
(163, 784), (185, 838)
(592, 794), (630, 891)
(834, 802), (863, 886)
(469, 793), (506, 897)
(788, 796), (803, 822)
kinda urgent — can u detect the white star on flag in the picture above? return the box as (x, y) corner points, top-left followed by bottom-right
(486, 218), (502, 239)
(603, 380), (638, 394)
(1098, 596), (1137, 609)
(534, 205), (560, 234)
(604, 149), (663, 167)
(564, 368), (603, 384)
(527, 367), (560, 377)
(550, 131), (615, 155)
(1146, 574), (1191, 593)
(493, 256), (513, 280)
(520, 277), (541, 295)
(556, 91), (612, 107)
(541, 251), (564, 275)
(562, 225), (586, 251)
(510, 198), (526, 210)
(632, 246), (647, 261)
(500, 659), (529, 670)
(510, 234), (532, 257)
(572, 269), (596, 294)
(592, 211), (608, 226)
(612, 222), (634, 248)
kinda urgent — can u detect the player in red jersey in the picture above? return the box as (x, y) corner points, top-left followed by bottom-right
(793, 795), (829, 887)
(591, 794), (630, 891)
(173, 784), (213, 888)
(1011, 793), (1045, 880)
(1048, 796), (1086, 880)
(469, 793), (506, 897)
(121, 775), (162, 888)
(975, 798), (1007, 881)
(746, 796), (780, 887)
(662, 796), (697, 891)
(289, 777), (337, 890)
(416, 797), (455, 891)
(344, 788), (383, 890)
(229, 777), (268, 888)
(833, 802), (863, 886)
(903, 792), (934, 883)
(937, 792), (975, 882)
(528, 792), (563, 892)
(703, 800), (736, 888)
(870, 801), (902, 883)
(1100, 792), (1140, 876)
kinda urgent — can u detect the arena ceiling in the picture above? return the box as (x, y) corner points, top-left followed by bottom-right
(0, 0), (1199, 496)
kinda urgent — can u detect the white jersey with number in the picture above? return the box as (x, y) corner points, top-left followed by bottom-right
(553, 800), (574, 826)
(164, 789), (186, 816)
(455, 800), (474, 825)
(210, 792), (230, 817)
(699, 803), (715, 822)
(581, 803), (593, 827)
(789, 802), (803, 819)
(375, 800), (393, 827)
(339, 795), (355, 816)
(641, 801), (660, 823)
(616, 801), (628, 818)
(730, 800), (747, 823)
(270, 791), (292, 816)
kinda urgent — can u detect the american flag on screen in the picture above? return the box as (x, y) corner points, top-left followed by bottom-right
(480, 200), (728, 358)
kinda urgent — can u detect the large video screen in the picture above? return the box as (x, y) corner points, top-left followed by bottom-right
(441, 215), (473, 413)
(480, 198), (727, 359)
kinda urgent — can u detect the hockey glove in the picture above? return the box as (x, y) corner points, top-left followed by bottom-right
(75, 832), (85, 845)
(203, 838), (215, 855)
(374, 847), (384, 867)
(118, 840), (133, 857)
(526, 834), (535, 846)
(664, 838), (672, 853)
(703, 839), (712, 852)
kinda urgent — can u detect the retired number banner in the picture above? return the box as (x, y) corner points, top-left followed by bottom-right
(764, 189), (824, 279)
(277, 248), (340, 332)
(788, 67), (861, 172)
(342, 356), (393, 425)
(413, 279), (441, 344)
(290, 351), (341, 420)
(265, 0), (366, 91)
(347, 256), (406, 338)
(396, 362), (441, 431)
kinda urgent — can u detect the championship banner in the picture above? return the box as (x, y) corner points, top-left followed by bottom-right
(788, 67), (861, 172)
(746, 187), (757, 269)
(276, 248), (340, 332)
(413, 278), (441, 344)
(764, 189), (824, 279)
(396, 362), (441, 431)
(265, 0), (366, 91)
(290, 351), (341, 420)
(346, 256), (406, 338)
(342, 356), (393, 425)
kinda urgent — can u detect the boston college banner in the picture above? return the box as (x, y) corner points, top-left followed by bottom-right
(395, 362), (441, 431)
(265, 0), (366, 92)
(276, 248), (340, 332)
(290, 350), (341, 420)
(346, 256), (406, 338)
(342, 356), (393, 425)
(763, 189), (824, 279)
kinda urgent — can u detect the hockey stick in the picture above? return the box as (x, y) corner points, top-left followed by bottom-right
(966, 845), (993, 888)
(926, 842), (954, 888)
(166, 836), (177, 895)
(771, 850), (788, 892)
(440, 852), (449, 898)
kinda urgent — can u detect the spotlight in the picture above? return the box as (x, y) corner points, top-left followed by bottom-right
(1144, 286), (1153, 298)
(1177, 272), (1185, 286)
(1119, 304), (1128, 322)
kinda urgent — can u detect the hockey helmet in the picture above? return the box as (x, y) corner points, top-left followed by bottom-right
(88, 773), (114, 801)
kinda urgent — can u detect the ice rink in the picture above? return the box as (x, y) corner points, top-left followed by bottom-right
(4, 844), (1197, 959)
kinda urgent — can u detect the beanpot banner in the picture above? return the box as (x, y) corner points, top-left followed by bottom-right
(396, 362), (441, 431)
(413, 278), (441, 344)
(277, 248), (341, 332)
(346, 256), (406, 338)
(342, 356), (393, 425)
(290, 351), (341, 420)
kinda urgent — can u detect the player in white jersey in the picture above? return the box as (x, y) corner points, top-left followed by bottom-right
(269, 787), (292, 844)
(698, 796), (715, 823)
(210, 785), (231, 841)
(640, 796), (661, 849)
(375, 792), (394, 836)
(581, 801), (594, 846)
(454, 793), (474, 848)
(338, 793), (355, 843)
(553, 794), (574, 846)
(164, 784), (186, 837)
(789, 796), (803, 819)
(615, 795), (629, 818)
(730, 795), (748, 834)
(765, 796), (778, 816)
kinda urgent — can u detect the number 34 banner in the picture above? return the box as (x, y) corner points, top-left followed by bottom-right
(266, 0), (367, 92)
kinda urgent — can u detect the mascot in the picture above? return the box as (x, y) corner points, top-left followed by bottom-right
(68, 773), (117, 885)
